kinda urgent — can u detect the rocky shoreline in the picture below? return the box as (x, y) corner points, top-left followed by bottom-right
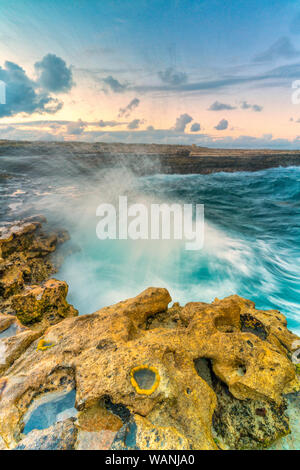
(1, 140), (300, 175)
(0, 218), (299, 450)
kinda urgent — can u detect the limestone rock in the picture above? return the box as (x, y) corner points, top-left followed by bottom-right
(76, 430), (116, 450)
(0, 288), (298, 450)
(111, 415), (191, 450)
(14, 418), (77, 450)
(0, 217), (77, 329)
(12, 279), (78, 326)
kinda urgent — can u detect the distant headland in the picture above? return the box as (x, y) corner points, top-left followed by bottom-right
(1, 140), (300, 175)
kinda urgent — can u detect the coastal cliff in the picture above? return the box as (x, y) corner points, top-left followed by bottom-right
(0, 218), (299, 450)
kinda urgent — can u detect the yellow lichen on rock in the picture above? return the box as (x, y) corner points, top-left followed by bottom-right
(36, 338), (55, 351)
(130, 365), (160, 395)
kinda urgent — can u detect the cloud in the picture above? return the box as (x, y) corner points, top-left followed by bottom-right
(127, 118), (143, 129)
(252, 104), (263, 112)
(0, 60), (64, 118)
(102, 75), (128, 93)
(118, 98), (140, 117)
(215, 119), (228, 131)
(158, 67), (188, 86)
(35, 54), (74, 93)
(98, 119), (124, 127)
(66, 119), (86, 135)
(241, 101), (263, 112)
(2, 120), (300, 149)
(208, 101), (236, 111)
(190, 123), (200, 132)
(173, 113), (193, 132)
(253, 37), (300, 63)
(132, 63), (300, 94)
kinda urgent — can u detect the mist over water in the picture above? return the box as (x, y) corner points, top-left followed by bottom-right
(1, 152), (300, 334)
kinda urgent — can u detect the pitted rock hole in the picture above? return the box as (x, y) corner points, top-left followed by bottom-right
(240, 313), (268, 340)
(22, 389), (77, 435)
(236, 364), (247, 377)
(193, 358), (213, 388)
(133, 367), (156, 390)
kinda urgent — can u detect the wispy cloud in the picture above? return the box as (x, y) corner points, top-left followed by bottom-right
(253, 37), (300, 63)
(130, 62), (300, 94)
(241, 101), (263, 112)
(118, 98), (140, 117)
(158, 67), (188, 86)
(102, 75), (128, 93)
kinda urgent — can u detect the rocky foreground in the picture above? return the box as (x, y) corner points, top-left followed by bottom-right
(0, 218), (299, 450)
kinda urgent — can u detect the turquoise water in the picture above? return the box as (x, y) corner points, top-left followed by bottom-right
(0, 155), (299, 334)
(58, 167), (300, 335)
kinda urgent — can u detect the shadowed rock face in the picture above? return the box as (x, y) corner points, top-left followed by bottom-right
(0, 284), (299, 450)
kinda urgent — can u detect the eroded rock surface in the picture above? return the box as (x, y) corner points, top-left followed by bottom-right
(0, 287), (298, 450)
(0, 217), (78, 329)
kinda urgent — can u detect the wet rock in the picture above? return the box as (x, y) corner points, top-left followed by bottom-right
(15, 418), (77, 450)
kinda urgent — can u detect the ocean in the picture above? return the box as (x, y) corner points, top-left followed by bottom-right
(1, 153), (299, 335)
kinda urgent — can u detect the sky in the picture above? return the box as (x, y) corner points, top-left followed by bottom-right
(1, 0), (300, 147)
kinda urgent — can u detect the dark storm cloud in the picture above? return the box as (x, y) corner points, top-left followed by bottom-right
(0, 60), (64, 118)
(208, 101), (236, 111)
(35, 54), (74, 93)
